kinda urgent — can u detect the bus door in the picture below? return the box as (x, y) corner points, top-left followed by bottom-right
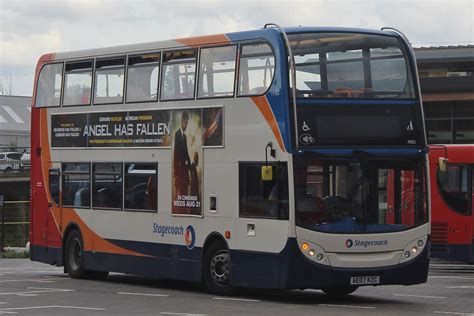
(46, 162), (62, 248)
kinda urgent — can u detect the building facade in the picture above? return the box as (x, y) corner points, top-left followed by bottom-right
(415, 45), (474, 144)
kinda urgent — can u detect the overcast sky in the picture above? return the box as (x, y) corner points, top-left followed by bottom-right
(0, 0), (473, 96)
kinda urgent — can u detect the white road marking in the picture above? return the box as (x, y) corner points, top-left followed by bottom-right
(0, 311), (17, 315)
(212, 297), (260, 302)
(430, 264), (474, 268)
(160, 313), (208, 316)
(430, 276), (474, 280)
(0, 278), (63, 283)
(0, 305), (105, 312)
(318, 304), (376, 309)
(393, 293), (446, 299)
(447, 286), (474, 289)
(433, 311), (474, 316)
(117, 292), (169, 297)
(0, 287), (74, 296)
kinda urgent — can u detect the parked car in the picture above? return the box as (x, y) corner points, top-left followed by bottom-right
(0, 152), (23, 172)
(20, 152), (30, 171)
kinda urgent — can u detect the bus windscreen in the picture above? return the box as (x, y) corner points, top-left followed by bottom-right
(289, 32), (415, 99)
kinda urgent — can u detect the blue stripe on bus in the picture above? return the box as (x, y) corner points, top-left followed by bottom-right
(31, 238), (429, 289)
(296, 147), (427, 156)
(295, 99), (418, 106)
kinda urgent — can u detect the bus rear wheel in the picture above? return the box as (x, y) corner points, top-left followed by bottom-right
(321, 286), (358, 297)
(203, 241), (233, 295)
(64, 230), (86, 279)
(64, 229), (108, 279)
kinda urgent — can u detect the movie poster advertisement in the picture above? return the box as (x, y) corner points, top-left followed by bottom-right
(202, 107), (223, 147)
(171, 109), (202, 215)
(51, 110), (172, 148)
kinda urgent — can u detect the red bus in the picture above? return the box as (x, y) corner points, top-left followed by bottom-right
(429, 145), (474, 263)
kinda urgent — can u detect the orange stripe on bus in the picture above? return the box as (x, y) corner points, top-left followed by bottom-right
(174, 34), (229, 47)
(61, 207), (146, 256)
(251, 96), (286, 152)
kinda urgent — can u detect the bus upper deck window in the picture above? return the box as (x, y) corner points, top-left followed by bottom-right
(126, 53), (160, 103)
(94, 57), (126, 105)
(63, 60), (93, 106)
(161, 50), (197, 101)
(198, 46), (237, 98)
(238, 43), (275, 96)
(35, 63), (63, 107)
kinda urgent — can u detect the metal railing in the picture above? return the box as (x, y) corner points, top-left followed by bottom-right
(0, 200), (30, 251)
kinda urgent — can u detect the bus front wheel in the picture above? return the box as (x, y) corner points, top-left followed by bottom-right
(321, 286), (358, 297)
(203, 241), (233, 295)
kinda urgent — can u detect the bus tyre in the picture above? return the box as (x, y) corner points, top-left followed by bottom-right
(203, 241), (233, 295)
(64, 230), (87, 279)
(322, 286), (358, 297)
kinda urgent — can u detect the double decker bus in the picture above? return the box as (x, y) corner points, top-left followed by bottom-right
(30, 24), (429, 296)
(429, 145), (474, 263)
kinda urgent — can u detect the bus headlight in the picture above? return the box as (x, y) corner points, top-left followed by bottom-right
(297, 239), (330, 266)
(400, 236), (427, 263)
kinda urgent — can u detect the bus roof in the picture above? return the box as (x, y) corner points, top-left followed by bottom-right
(48, 26), (400, 62)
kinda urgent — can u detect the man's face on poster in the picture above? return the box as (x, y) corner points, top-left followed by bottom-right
(181, 117), (188, 132)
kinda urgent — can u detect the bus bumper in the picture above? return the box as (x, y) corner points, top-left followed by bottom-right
(232, 238), (429, 290)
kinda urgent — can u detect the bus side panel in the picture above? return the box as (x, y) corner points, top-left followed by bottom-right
(231, 238), (332, 289)
(81, 244), (202, 282)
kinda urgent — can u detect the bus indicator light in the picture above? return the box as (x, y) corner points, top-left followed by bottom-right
(301, 242), (309, 251)
(225, 231), (231, 239)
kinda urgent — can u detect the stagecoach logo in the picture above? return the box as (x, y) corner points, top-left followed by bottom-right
(152, 223), (196, 250)
(345, 238), (389, 248)
(185, 225), (196, 250)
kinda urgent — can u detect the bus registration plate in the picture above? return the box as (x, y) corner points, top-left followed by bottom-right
(350, 276), (380, 285)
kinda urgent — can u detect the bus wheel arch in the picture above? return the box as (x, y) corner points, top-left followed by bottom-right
(63, 224), (86, 278)
(62, 223), (81, 267)
(202, 233), (233, 295)
(62, 224), (109, 280)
